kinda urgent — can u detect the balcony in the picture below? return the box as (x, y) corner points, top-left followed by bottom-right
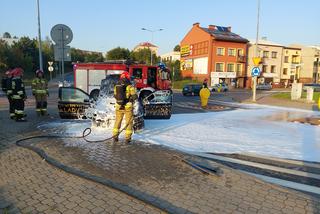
(237, 55), (246, 63)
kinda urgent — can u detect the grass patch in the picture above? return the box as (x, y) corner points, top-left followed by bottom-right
(272, 92), (320, 102)
(172, 79), (202, 89)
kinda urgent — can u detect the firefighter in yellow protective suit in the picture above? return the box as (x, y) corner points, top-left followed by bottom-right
(113, 71), (137, 143)
(199, 84), (211, 109)
(32, 69), (49, 116)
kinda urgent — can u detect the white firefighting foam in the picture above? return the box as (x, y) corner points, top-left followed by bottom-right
(38, 105), (320, 163)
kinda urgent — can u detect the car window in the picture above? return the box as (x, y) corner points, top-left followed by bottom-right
(59, 87), (89, 102)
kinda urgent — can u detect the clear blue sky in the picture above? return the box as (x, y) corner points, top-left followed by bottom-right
(1, 0), (319, 55)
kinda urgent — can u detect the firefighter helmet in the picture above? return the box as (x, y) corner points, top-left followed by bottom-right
(36, 69), (44, 76)
(5, 70), (11, 76)
(12, 68), (24, 77)
(120, 71), (130, 80)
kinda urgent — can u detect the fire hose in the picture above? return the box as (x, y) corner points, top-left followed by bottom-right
(82, 115), (134, 143)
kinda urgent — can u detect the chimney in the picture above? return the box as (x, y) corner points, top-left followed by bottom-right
(208, 25), (216, 30)
(227, 26), (232, 32)
(193, 22), (200, 27)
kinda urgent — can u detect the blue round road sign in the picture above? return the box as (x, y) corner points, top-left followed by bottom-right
(251, 67), (261, 76)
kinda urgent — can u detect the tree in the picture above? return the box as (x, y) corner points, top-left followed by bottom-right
(3, 32), (11, 38)
(85, 52), (104, 62)
(106, 47), (130, 60)
(164, 60), (181, 81)
(173, 45), (180, 52)
(130, 48), (159, 65)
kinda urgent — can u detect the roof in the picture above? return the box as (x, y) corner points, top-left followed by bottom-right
(201, 26), (248, 43)
(249, 39), (283, 47)
(137, 42), (158, 48)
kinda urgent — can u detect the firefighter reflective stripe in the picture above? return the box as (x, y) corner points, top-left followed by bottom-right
(125, 130), (133, 135)
(17, 91), (24, 95)
(15, 110), (24, 114)
(36, 109), (41, 112)
(6, 90), (12, 95)
(113, 128), (119, 135)
(12, 95), (22, 99)
(35, 89), (47, 94)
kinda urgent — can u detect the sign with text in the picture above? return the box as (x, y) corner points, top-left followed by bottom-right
(180, 59), (193, 70)
(180, 45), (191, 57)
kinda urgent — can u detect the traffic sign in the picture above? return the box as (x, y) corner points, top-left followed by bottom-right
(252, 57), (261, 66)
(251, 67), (261, 77)
(50, 24), (73, 45)
(54, 45), (71, 61)
(48, 61), (53, 66)
(48, 66), (54, 72)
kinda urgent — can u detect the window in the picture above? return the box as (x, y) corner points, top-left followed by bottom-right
(228, 48), (236, 56)
(216, 63), (224, 72)
(227, 63), (235, 72)
(262, 65), (268, 73)
(284, 56), (289, 63)
(217, 48), (225, 56)
(263, 51), (269, 58)
(132, 68), (143, 79)
(237, 49), (244, 56)
(283, 68), (288, 75)
(292, 56), (299, 64)
(236, 64), (242, 72)
(271, 65), (276, 73)
(59, 88), (89, 103)
(271, 52), (277, 58)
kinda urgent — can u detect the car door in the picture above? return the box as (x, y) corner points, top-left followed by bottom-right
(58, 87), (91, 119)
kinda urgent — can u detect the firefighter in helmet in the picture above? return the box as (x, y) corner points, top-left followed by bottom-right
(10, 68), (27, 121)
(113, 71), (137, 143)
(32, 69), (49, 116)
(2, 69), (14, 119)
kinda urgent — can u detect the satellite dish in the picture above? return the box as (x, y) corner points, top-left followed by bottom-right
(50, 24), (73, 45)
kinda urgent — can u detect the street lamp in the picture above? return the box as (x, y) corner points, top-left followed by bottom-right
(36, 0), (43, 71)
(252, 0), (261, 102)
(141, 28), (163, 65)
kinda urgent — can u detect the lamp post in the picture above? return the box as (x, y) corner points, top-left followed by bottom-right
(36, 0), (43, 71)
(141, 28), (163, 65)
(252, 0), (261, 102)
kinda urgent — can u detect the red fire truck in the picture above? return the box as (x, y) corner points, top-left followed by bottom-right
(73, 61), (171, 99)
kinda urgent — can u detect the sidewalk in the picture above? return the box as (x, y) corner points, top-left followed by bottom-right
(0, 98), (320, 213)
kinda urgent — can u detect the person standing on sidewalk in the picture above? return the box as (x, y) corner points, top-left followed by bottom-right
(2, 70), (15, 119)
(11, 68), (27, 121)
(113, 71), (137, 144)
(32, 69), (49, 116)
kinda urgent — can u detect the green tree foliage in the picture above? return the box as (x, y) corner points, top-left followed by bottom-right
(163, 60), (181, 80)
(130, 48), (159, 65)
(106, 47), (130, 60)
(2, 32), (11, 38)
(85, 52), (104, 62)
(173, 45), (180, 52)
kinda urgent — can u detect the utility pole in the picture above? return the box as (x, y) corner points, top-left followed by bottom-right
(252, 0), (261, 102)
(36, 0), (43, 71)
(141, 28), (163, 65)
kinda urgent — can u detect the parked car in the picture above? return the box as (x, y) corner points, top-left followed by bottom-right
(182, 83), (202, 96)
(256, 83), (272, 90)
(211, 83), (228, 92)
(303, 83), (320, 92)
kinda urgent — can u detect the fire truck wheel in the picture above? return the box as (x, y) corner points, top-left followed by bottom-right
(90, 89), (100, 101)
